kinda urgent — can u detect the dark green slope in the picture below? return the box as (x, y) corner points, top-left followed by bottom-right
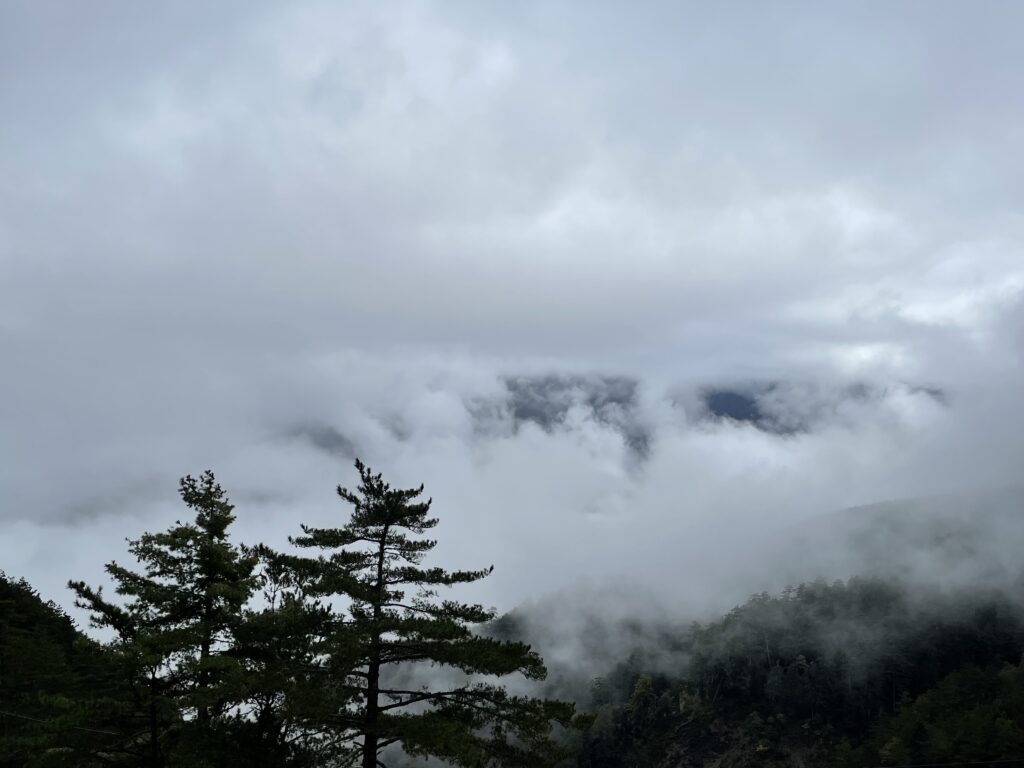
(575, 578), (1024, 767)
(0, 572), (127, 767)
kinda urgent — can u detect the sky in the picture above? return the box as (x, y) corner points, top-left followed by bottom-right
(2, 1), (1024, 623)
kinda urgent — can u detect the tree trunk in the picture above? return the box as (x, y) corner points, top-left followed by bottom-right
(362, 525), (389, 768)
(149, 670), (162, 768)
(198, 591), (213, 725)
(362, 657), (380, 768)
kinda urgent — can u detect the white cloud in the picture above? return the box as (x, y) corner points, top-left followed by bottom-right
(2, 1), (1024, 625)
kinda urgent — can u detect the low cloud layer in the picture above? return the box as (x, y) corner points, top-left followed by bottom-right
(2, 2), (1023, 625)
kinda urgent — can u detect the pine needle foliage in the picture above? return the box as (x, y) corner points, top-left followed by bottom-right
(68, 471), (258, 766)
(287, 459), (579, 768)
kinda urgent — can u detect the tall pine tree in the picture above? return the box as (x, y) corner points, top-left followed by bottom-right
(286, 460), (579, 768)
(69, 471), (257, 766)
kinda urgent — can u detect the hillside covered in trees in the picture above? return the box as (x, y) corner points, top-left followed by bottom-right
(574, 578), (1024, 766)
(3, 466), (1024, 767)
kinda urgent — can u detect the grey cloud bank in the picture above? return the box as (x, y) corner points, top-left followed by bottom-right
(1, 1), (1023, 623)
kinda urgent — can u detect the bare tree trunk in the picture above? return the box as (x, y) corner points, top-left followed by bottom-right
(361, 656), (380, 768)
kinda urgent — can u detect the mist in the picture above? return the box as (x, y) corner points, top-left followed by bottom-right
(3, 0), (1024, 664)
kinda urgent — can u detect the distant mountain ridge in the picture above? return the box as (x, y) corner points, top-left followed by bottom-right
(772, 485), (1024, 591)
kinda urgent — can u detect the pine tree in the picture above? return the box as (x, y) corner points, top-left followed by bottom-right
(225, 544), (348, 768)
(68, 471), (257, 766)
(287, 459), (579, 768)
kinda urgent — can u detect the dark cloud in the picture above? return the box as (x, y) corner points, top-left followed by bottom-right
(287, 423), (359, 460)
(500, 374), (650, 457)
(702, 388), (766, 427)
(696, 380), (950, 435)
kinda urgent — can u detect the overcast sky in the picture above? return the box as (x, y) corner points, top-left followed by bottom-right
(2, 1), (1024, 620)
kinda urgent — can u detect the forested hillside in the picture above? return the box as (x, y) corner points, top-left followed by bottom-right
(3, 472), (1024, 767)
(7, 571), (1024, 767)
(576, 578), (1024, 766)
(0, 572), (129, 765)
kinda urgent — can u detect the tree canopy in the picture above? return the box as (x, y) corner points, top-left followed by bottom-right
(280, 459), (579, 767)
(8, 461), (578, 768)
(68, 471), (259, 766)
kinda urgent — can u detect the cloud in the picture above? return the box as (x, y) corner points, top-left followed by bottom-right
(286, 423), (360, 461)
(1, 1), (1024, 629)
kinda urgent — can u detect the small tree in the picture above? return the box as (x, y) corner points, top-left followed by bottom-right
(289, 459), (578, 768)
(69, 471), (257, 766)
